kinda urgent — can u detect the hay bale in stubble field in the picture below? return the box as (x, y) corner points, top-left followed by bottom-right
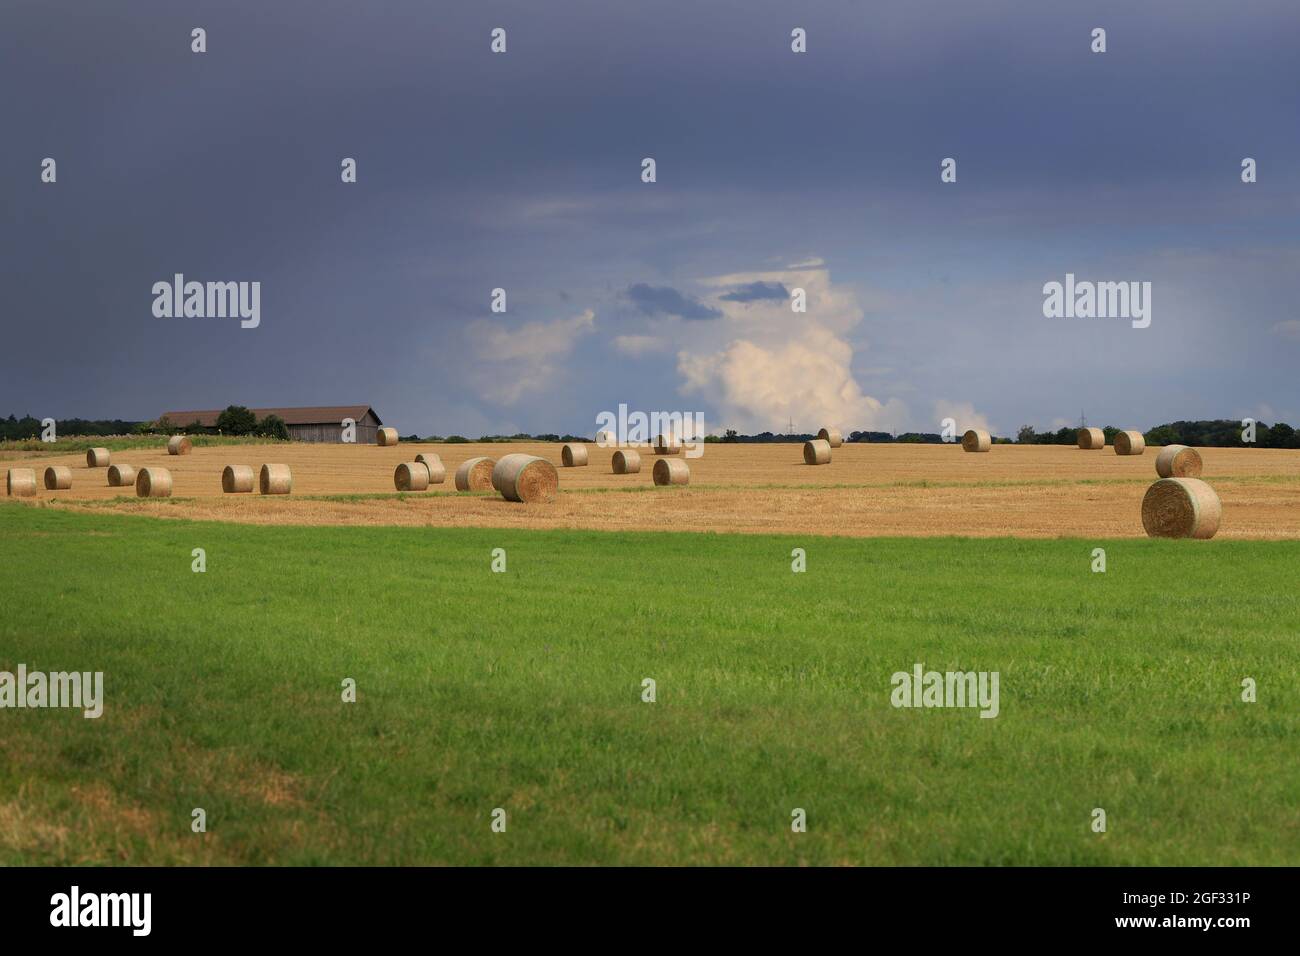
(222, 464), (254, 493)
(653, 435), (681, 455)
(493, 454), (559, 503)
(6, 468), (37, 497)
(1077, 427), (1105, 450)
(455, 456), (496, 491)
(803, 439), (831, 465)
(394, 462), (429, 491)
(415, 453), (445, 484)
(135, 467), (172, 498)
(107, 464), (137, 488)
(561, 443), (589, 467)
(1155, 444), (1202, 478)
(1114, 430), (1146, 456)
(612, 449), (641, 474)
(167, 435), (192, 455)
(653, 458), (690, 486)
(817, 428), (843, 448)
(1142, 478), (1221, 539)
(961, 429), (991, 452)
(43, 466), (72, 490)
(86, 447), (110, 467)
(259, 463), (293, 495)
(377, 427), (399, 447)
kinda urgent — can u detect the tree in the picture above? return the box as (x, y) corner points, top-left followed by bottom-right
(215, 405), (257, 435)
(1265, 422), (1296, 449)
(256, 414), (289, 440)
(1017, 425), (1037, 444)
(1144, 425), (1179, 447)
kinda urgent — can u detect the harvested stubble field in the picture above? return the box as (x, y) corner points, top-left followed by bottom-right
(12, 442), (1300, 539)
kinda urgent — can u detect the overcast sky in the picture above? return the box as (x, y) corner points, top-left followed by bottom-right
(2, 0), (1298, 437)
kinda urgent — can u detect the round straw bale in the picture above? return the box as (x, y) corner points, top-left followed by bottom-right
(803, 439), (831, 465)
(1114, 430), (1146, 456)
(107, 464), (137, 488)
(167, 435), (192, 455)
(1155, 444), (1202, 478)
(221, 464), (254, 493)
(6, 468), (37, 497)
(259, 463), (293, 495)
(86, 447), (111, 467)
(1141, 478), (1221, 539)
(961, 429), (991, 453)
(455, 456), (496, 491)
(394, 461), (429, 491)
(561, 443), (589, 467)
(653, 458), (690, 486)
(654, 435), (681, 455)
(1077, 427), (1105, 450)
(415, 453), (445, 484)
(377, 427), (399, 447)
(135, 467), (172, 498)
(817, 427), (843, 448)
(43, 466), (72, 490)
(612, 449), (641, 474)
(493, 454), (559, 503)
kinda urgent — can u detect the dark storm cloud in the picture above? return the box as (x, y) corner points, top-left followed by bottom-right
(625, 284), (721, 320)
(721, 282), (789, 303)
(1, 0), (1298, 435)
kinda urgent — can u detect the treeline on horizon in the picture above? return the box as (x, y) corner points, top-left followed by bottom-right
(4, 414), (1299, 449)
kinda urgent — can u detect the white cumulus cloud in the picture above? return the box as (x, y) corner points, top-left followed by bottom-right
(674, 262), (909, 434)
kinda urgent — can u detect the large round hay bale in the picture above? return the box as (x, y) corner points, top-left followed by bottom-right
(803, 439), (831, 465)
(6, 468), (37, 497)
(1114, 430), (1146, 456)
(394, 461), (429, 491)
(612, 449), (641, 474)
(1077, 427), (1105, 450)
(817, 427), (843, 448)
(107, 464), (137, 488)
(653, 435), (681, 455)
(961, 429), (991, 453)
(167, 435), (192, 455)
(1142, 478), (1221, 539)
(43, 466), (72, 490)
(455, 456), (496, 491)
(221, 464), (254, 493)
(561, 443), (589, 467)
(377, 427), (399, 447)
(652, 458), (690, 486)
(1155, 444), (1202, 478)
(493, 454), (559, 503)
(86, 447), (111, 467)
(259, 463), (293, 495)
(415, 453), (445, 484)
(135, 467), (172, 498)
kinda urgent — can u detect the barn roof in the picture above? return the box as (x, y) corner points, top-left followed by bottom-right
(160, 405), (382, 427)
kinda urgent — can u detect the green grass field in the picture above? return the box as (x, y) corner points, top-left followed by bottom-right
(1, 503), (1296, 865)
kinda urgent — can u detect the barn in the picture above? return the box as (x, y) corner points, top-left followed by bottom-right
(159, 405), (384, 444)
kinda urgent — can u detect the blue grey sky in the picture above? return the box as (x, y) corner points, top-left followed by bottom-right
(2, 0), (1298, 437)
